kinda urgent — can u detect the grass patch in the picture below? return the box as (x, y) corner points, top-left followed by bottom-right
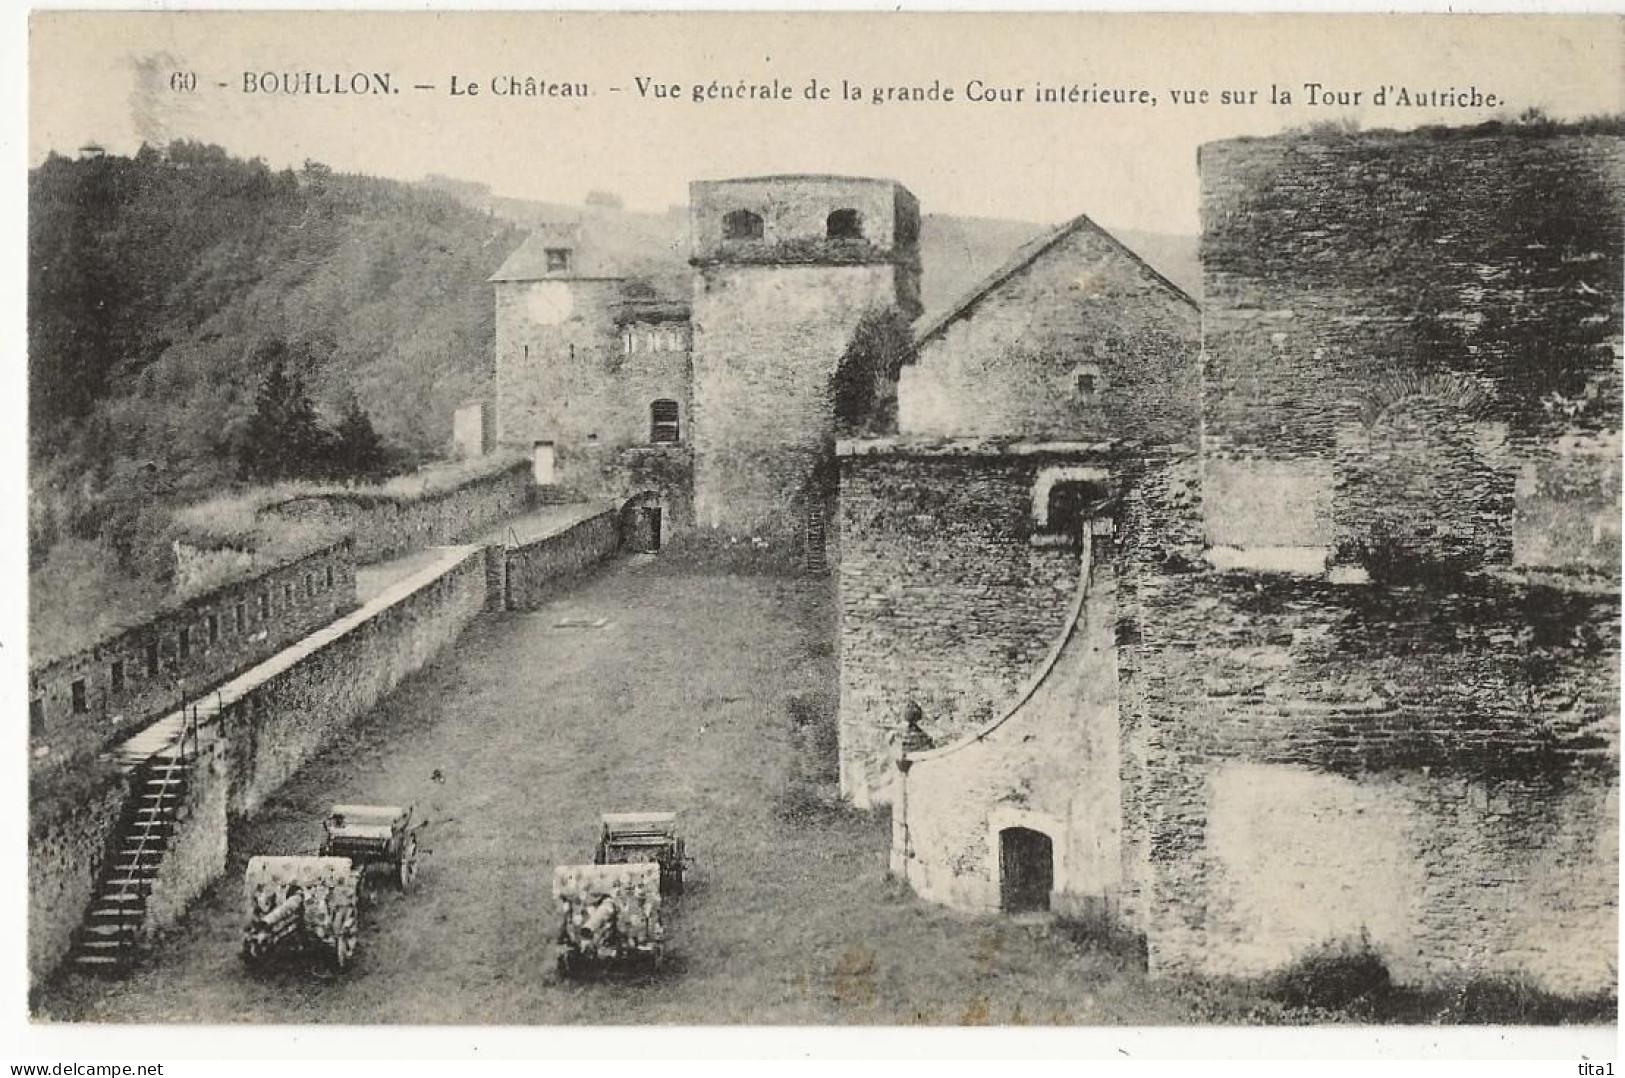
(655, 528), (810, 577)
(1255, 932), (1617, 1024)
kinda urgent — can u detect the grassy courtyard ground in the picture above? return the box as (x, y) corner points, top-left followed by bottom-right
(33, 557), (1612, 1025)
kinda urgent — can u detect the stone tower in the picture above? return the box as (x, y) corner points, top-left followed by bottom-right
(688, 175), (922, 540)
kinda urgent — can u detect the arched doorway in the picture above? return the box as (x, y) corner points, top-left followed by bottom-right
(621, 492), (664, 554)
(999, 827), (1054, 913)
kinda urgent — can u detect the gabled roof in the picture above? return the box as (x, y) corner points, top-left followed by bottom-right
(908, 212), (1198, 355)
(489, 223), (627, 281)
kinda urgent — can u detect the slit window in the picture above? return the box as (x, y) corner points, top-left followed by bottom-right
(325, 565), (334, 590)
(236, 602), (247, 632)
(207, 613), (219, 645)
(650, 399), (681, 444)
(71, 679), (88, 714)
(178, 627), (191, 661)
(723, 209), (764, 241)
(826, 208), (863, 240)
(259, 592), (270, 619)
(146, 640), (160, 676)
(110, 660), (125, 696)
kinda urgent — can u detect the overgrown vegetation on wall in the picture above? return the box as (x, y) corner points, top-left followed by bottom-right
(830, 307), (913, 437)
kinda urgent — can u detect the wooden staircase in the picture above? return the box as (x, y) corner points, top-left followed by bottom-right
(66, 753), (191, 974)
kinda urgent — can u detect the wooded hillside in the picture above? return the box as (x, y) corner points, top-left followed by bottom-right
(29, 143), (524, 580)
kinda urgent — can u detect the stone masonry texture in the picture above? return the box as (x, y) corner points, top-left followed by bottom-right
(28, 768), (131, 990)
(842, 127), (1620, 994)
(502, 508), (621, 610)
(493, 279), (695, 525)
(29, 547), (491, 988)
(262, 460), (535, 565)
(1199, 130), (1624, 568)
(900, 220), (1199, 442)
(837, 443), (1131, 807)
(689, 176), (921, 542)
(28, 539), (357, 783)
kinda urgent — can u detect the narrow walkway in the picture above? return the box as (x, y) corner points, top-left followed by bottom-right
(109, 544), (481, 770)
(353, 501), (613, 603)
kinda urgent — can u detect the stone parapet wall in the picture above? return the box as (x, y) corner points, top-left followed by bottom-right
(502, 508), (621, 610)
(261, 460), (534, 565)
(28, 538), (357, 781)
(223, 547), (487, 822)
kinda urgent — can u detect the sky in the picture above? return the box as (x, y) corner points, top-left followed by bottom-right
(28, 11), (1625, 235)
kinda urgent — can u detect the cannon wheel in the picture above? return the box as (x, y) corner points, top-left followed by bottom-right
(330, 906), (357, 971)
(355, 867), (376, 909)
(242, 937), (268, 967)
(397, 838), (419, 892)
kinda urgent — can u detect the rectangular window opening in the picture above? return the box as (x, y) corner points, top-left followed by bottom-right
(110, 660), (125, 696)
(71, 679), (88, 714)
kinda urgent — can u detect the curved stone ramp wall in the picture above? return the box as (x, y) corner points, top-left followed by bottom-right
(892, 527), (1123, 917)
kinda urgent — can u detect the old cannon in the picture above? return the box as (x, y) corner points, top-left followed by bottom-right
(319, 804), (419, 897)
(552, 862), (665, 978)
(594, 812), (686, 896)
(241, 856), (362, 970)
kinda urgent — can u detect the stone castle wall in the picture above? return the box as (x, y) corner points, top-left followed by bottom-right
(835, 442), (1107, 807)
(901, 222), (1199, 442)
(224, 548), (488, 822)
(694, 263), (910, 543)
(893, 529), (1124, 918)
(260, 460), (535, 565)
(27, 768), (132, 989)
(1121, 494), (1619, 990)
(28, 539), (357, 782)
(1199, 130), (1624, 571)
(502, 507), (622, 610)
(493, 280), (694, 518)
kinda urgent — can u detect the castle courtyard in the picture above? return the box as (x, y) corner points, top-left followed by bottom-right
(35, 556), (1235, 1026)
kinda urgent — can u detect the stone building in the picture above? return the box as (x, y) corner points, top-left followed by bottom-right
(839, 124), (1621, 993)
(899, 212), (1198, 440)
(492, 175), (922, 552)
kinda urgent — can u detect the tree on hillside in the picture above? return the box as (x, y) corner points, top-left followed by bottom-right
(331, 394), (390, 481)
(238, 345), (329, 481)
(830, 307), (915, 437)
